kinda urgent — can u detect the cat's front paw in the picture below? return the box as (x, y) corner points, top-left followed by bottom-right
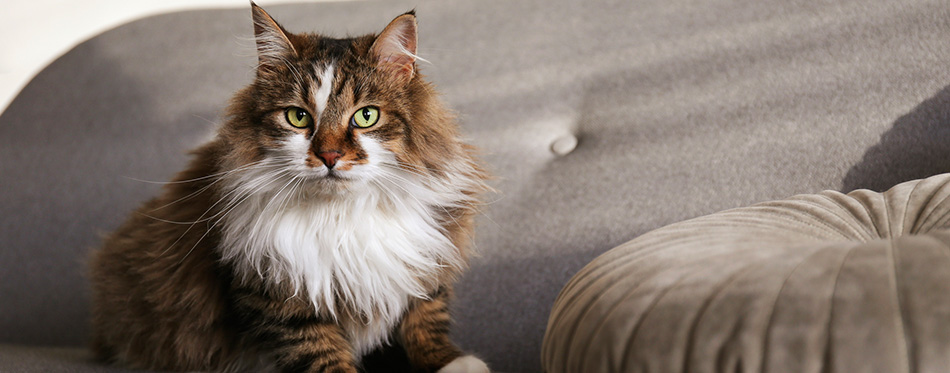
(437, 355), (490, 373)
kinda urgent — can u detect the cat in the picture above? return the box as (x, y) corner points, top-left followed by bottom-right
(89, 3), (490, 373)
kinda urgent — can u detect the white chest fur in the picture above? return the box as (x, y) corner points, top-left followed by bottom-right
(217, 167), (465, 356)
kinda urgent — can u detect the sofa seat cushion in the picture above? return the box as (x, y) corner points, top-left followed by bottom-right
(543, 173), (950, 372)
(0, 344), (129, 372)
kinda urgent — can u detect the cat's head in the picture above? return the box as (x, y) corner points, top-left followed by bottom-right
(219, 3), (468, 195)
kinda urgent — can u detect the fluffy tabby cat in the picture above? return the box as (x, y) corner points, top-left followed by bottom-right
(90, 4), (490, 372)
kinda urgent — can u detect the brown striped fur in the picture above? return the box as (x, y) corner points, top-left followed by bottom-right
(90, 4), (489, 372)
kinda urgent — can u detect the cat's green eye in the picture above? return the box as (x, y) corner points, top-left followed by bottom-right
(285, 107), (312, 128)
(351, 106), (380, 128)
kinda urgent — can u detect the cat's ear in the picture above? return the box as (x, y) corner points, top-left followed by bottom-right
(251, 2), (297, 73)
(370, 12), (418, 83)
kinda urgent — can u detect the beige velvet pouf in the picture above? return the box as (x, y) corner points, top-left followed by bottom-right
(544, 174), (950, 372)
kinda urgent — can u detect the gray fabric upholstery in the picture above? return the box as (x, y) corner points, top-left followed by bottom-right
(0, 345), (126, 373)
(543, 174), (950, 372)
(2, 0), (950, 371)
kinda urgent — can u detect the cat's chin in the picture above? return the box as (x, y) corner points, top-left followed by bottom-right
(299, 174), (366, 196)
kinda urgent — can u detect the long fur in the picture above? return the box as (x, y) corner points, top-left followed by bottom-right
(217, 132), (479, 355)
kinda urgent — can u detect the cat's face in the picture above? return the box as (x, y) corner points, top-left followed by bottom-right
(252, 52), (399, 193)
(222, 6), (448, 194)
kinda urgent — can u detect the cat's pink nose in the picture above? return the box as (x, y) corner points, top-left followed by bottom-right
(317, 151), (343, 168)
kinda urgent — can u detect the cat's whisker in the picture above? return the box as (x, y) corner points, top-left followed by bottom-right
(373, 172), (473, 247)
(127, 159), (270, 185)
(175, 167), (296, 264)
(175, 222), (217, 266)
(158, 166), (288, 255)
(250, 55), (305, 89)
(378, 163), (428, 178)
(376, 162), (441, 184)
(213, 169), (297, 260)
(376, 166), (475, 208)
(154, 181), (253, 254)
(379, 158), (429, 173)
(156, 179), (251, 255)
(191, 113), (219, 126)
(278, 176), (306, 218)
(137, 213), (207, 226)
(368, 176), (472, 260)
(220, 169), (294, 219)
(272, 53), (306, 90)
(179, 169), (292, 265)
(246, 174), (302, 252)
(375, 163), (478, 210)
(144, 160), (285, 221)
(174, 178), (269, 265)
(378, 164), (491, 252)
(258, 175), (307, 278)
(379, 160), (498, 211)
(206, 170), (285, 221)
(378, 160), (481, 192)
(147, 160), (279, 212)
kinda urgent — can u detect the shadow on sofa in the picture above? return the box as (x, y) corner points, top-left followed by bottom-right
(842, 84), (950, 193)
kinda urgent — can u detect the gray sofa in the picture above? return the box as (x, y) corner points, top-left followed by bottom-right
(3, 0), (950, 372)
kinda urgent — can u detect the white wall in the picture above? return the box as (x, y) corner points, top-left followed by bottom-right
(0, 1), (350, 113)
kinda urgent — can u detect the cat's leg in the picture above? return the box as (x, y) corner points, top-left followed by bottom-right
(267, 321), (357, 373)
(232, 286), (358, 373)
(398, 286), (490, 373)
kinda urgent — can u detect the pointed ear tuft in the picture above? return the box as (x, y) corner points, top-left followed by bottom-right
(370, 12), (418, 83)
(251, 3), (296, 72)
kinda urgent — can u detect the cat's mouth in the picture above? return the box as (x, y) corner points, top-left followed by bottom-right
(295, 170), (353, 196)
(312, 168), (358, 185)
(324, 170), (345, 180)
(301, 165), (348, 181)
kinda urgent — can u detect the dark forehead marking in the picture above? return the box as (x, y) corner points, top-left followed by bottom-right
(289, 35), (359, 77)
(318, 37), (357, 61)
